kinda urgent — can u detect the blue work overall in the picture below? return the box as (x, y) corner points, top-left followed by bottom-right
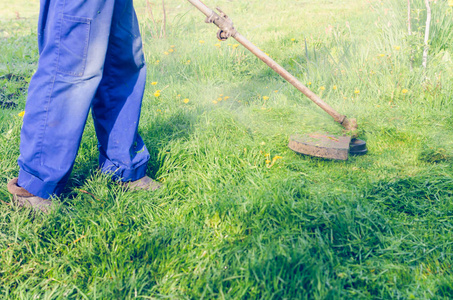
(17, 0), (150, 199)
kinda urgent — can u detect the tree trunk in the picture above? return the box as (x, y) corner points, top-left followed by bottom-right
(422, 0), (431, 69)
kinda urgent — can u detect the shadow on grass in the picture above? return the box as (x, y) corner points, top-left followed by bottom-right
(62, 105), (203, 199)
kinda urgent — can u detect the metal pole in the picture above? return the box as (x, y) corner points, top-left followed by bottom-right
(186, 0), (213, 17)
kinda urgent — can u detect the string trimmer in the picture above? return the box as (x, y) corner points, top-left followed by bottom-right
(187, 0), (367, 160)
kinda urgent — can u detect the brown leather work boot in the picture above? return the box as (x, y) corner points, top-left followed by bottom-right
(7, 178), (54, 214)
(124, 176), (162, 191)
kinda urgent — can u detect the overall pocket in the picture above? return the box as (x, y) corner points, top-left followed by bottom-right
(57, 15), (91, 77)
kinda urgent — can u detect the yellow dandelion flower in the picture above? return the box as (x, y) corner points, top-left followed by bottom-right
(291, 38), (296, 42)
(151, 82), (158, 85)
(213, 100), (218, 104)
(183, 98), (190, 104)
(333, 85), (338, 90)
(164, 51), (169, 55)
(186, 60), (191, 64)
(308, 82), (312, 85)
(320, 86), (326, 91)
(157, 109), (162, 112)
(265, 159), (272, 164)
(219, 94), (224, 97)
(170, 45), (175, 48)
(18, 111), (25, 117)
(177, 94), (181, 97)
(154, 90), (161, 97)
(343, 97), (348, 100)
(232, 44), (239, 49)
(394, 46), (401, 51)
(402, 89), (409, 94)
(274, 90), (278, 93)
(217, 97), (223, 101)
(199, 40), (205, 44)
(354, 89), (360, 94)
(263, 96), (269, 100)
(168, 49), (174, 53)
(272, 155), (283, 161)
(155, 60), (160, 65)
(378, 53), (385, 57)
(224, 96), (230, 100)
(214, 43), (221, 48)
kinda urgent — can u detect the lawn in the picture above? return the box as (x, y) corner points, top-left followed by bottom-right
(1, 0), (453, 298)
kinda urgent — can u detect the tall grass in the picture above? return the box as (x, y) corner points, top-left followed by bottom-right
(1, 0), (453, 298)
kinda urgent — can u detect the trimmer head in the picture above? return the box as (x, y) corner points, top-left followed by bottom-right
(288, 133), (367, 160)
(349, 138), (368, 156)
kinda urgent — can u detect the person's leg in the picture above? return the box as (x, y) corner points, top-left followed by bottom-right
(91, 0), (150, 182)
(17, 0), (117, 199)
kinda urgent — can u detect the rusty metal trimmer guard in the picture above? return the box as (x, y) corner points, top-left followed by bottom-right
(289, 134), (368, 160)
(289, 133), (352, 160)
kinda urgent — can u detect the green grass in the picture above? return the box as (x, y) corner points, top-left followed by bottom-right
(1, 0), (453, 298)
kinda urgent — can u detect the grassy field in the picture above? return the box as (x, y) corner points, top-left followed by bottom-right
(1, 0), (453, 298)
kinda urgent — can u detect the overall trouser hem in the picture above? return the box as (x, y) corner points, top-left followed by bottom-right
(100, 158), (148, 183)
(18, 169), (64, 199)
(120, 162), (148, 182)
